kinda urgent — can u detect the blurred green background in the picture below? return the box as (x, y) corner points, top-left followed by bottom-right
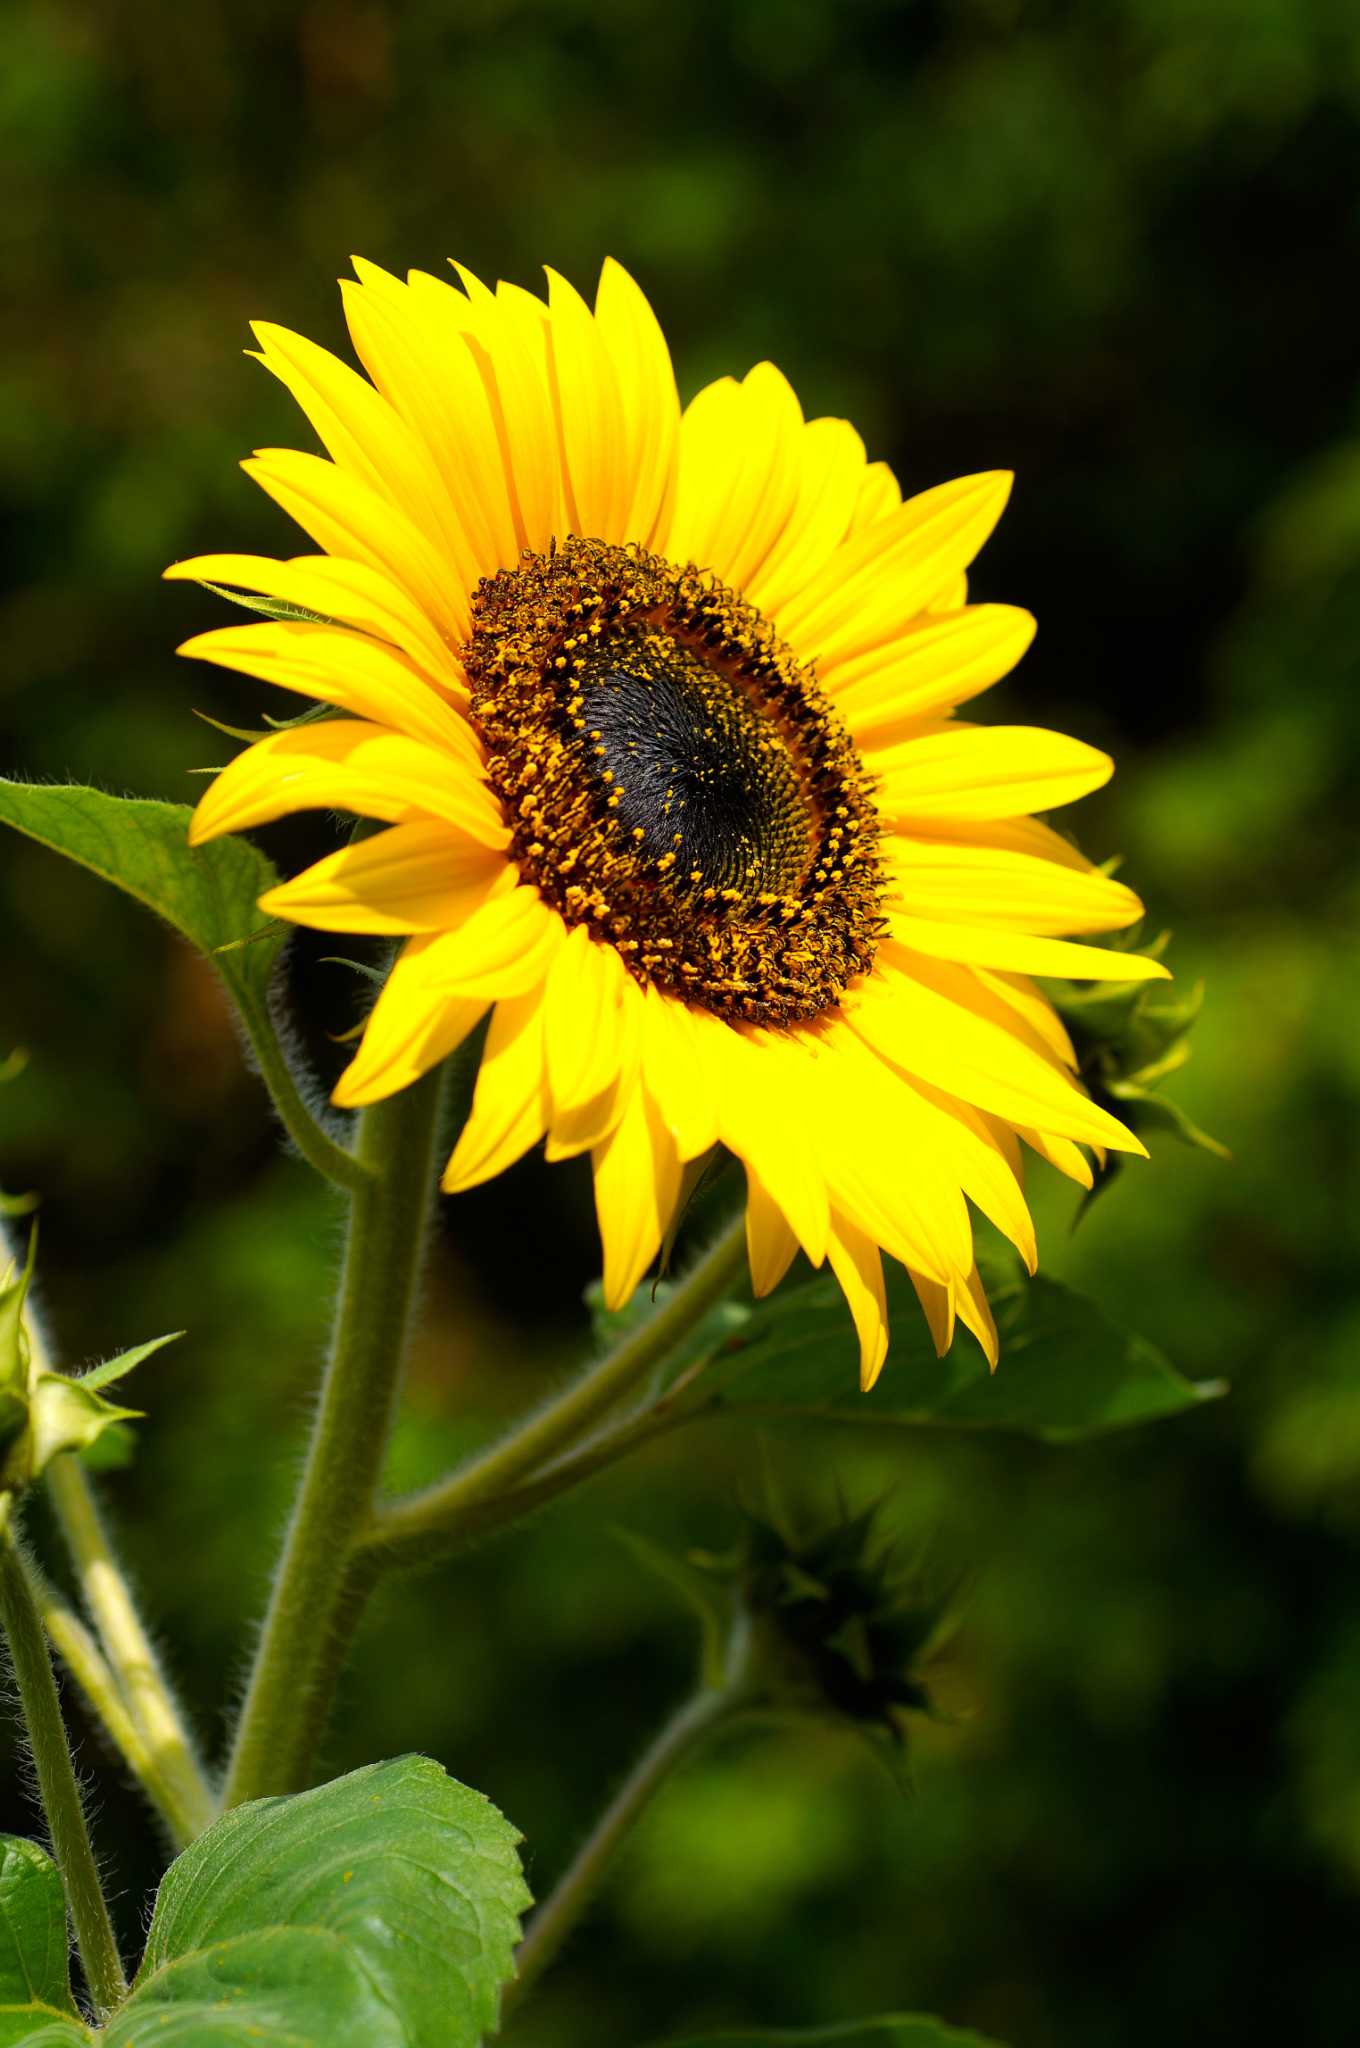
(2, 1), (1358, 2042)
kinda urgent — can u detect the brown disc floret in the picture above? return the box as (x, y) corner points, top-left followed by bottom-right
(464, 537), (884, 1026)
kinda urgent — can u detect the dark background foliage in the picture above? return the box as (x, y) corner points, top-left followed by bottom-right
(3, 2), (1358, 2042)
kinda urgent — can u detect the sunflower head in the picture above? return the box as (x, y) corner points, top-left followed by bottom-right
(172, 255), (1171, 1385)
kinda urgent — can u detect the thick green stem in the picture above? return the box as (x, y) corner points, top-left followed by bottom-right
(366, 1213), (748, 1567)
(503, 1672), (750, 2017)
(222, 1066), (444, 1809)
(0, 1525), (127, 2019)
(45, 1457), (215, 1843)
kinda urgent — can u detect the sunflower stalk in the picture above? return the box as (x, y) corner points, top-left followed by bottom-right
(221, 1062), (446, 1808)
(503, 1622), (754, 2018)
(0, 1513), (128, 2019)
(267, 1215), (747, 1794)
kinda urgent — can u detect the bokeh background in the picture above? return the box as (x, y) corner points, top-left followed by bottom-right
(3, 2), (1359, 2043)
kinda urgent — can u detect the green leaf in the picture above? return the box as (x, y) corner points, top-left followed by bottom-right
(697, 1262), (1222, 1444)
(647, 2017), (1007, 2048)
(0, 781), (284, 1021)
(113, 1755), (529, 2048)
(0, 1836), (84, 2044)
(76, 1333), (183, 1395)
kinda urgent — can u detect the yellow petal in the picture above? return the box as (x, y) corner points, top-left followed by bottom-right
(544, 975), (643, 1161)
(243, 451), (467, 646)
(543, 924), (630, 1117)
(831, 605), (1036, 731)
(745, 417), (869, 617)
(847, 461), (902, 532)
(848, 953), (1148, 1155)
(177, 620), (481, 766)
(973, 970), (1078, 1067)
(332, 936), (487, 1109)
(884, 842), (1145, 936)
(450, 265), (562, 555)
(955, 1263), (1000, 1369)
(421, 884), (564, 999)
(343, 262), (513, 577)
(775, 472), (1012, 669)
(809, 1024), (977, 1286)
(888, 914), (1171, 985)
(442, 989), (550, 1192)
(744, 1169), (800, 1298)
(594, 258), (681, 549)
(1013, 1124), (1095, 1188)
(592, 1085), (682, 1310)
(907, 1268), (955, 1359)
(639, 987), (720, 1161)
(544, 266), (628, 543)
(258, 822), (508, 936)
(826, 1212), (890, 1391)
(872, 725), (1112, 822)
(189, 721), (508, 851)
(897, 815), (1097, 872)
(664, 365), (802, 591)
(692, 1015), (830, 1265)
(164, 551), (466, 698)
(251, 323), (478, 631)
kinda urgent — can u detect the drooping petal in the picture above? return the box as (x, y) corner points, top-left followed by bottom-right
(639, 988), (720, 1162)
(848, 952), (1149, 1155)
(591, 1084), (682, 1309)
(745, 1168), (801, 1298)
(332, 937), (487, 1109)
(442, 987), (551, 1192)
(826, 1212), (890, 1390)
(420, 885), (564, 999)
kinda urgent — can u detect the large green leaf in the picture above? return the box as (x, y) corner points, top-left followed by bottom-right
(649, 2018), (1005, 2048)
(694, 1261), (1221, 1444)
(0, 780), (283, 1016)
(0, 1836), (86, 2045)
(107, 1755), (529, 2048)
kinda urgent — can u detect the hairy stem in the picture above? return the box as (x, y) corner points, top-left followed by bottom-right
(366, 1212), (748, 1566)
(45, 1457), (216, 1842)
(504, 1672), (750, 2017)
(0, 1525), (127, 2019)
(237, 983), (374, 1196)
(25, 1551), (199, 1848)
(222, 1065), (444, 1808)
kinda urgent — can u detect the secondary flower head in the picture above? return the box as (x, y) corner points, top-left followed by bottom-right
(171, 257), (1168, 1386)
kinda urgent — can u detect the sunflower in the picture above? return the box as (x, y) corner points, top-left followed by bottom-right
(170, 257), (1167, 1388)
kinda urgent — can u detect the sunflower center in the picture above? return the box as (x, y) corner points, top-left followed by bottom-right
(465, 537), (883, 1026)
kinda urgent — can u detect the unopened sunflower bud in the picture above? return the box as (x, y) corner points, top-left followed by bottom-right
(0, 1221), (172, 1493)
(700, 1501), (961, 1743)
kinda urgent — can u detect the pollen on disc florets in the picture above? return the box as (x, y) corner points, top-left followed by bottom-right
(464, 536), (884, 1026)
